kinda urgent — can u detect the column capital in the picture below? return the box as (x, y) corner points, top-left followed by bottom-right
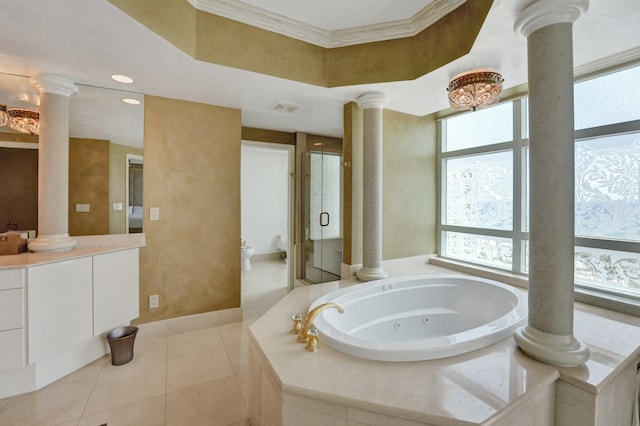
(357, 92), (388, 110)
(514, 0), (588, 37)
(30, 74), (79, 97)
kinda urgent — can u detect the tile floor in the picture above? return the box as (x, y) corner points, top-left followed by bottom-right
(0, 259), (292, 426)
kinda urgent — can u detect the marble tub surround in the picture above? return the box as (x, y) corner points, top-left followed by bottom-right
(249, 280), (559, 426)
(249, 257), (640, 426)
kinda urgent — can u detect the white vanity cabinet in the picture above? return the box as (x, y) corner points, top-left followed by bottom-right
(27, 257), (93, 364)
(93, 249), (139, 335)
(0, 243), (142, 398)
(0, 268), (25, 372)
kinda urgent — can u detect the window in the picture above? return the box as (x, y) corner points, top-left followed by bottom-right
(438, 64), (640, 307)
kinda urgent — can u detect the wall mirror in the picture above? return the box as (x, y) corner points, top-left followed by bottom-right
(0, 72), (144, 236)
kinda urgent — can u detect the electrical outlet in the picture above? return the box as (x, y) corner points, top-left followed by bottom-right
(149, 294), (159, 309)
(149, 207), (160, 221)
(75, 203), (90, 212)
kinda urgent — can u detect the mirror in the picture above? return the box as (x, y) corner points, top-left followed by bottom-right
(0, 72), (144, 236)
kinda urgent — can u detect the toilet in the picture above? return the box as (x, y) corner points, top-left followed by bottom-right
(241, 245), (255, 270)
(276, 234), (288, 260)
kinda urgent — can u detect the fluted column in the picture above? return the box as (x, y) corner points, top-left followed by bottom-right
(28, 74), (79, 253)
(356, 93), (388, 281)
(513, 0), (590, 367)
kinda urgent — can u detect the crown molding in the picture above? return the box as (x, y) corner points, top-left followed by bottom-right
(575, 46), (640, 79)
(188, 0), (466, 48)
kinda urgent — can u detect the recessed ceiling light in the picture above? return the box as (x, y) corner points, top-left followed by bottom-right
(122, 98), (141, 105)
(111, 74), (134, 84)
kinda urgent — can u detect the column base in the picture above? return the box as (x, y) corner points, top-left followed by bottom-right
(514, 325), (589, 367)
(28, 234), (77, 253)
(356, 266), (389, 282)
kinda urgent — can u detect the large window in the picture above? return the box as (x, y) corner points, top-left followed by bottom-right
(438, 64), (640, 305)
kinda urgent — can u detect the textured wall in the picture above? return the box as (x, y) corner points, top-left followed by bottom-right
(343, 102), (363, 266)
(138, 95), (241, 323)
(108, 0), (493, 87)
(382, 110), (437, 259)
(343, 106), (437, 265)
(0, 147), (38, 233)
(68, 138), (110, 236)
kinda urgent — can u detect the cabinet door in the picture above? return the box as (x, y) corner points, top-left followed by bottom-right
(0, 329), (25, 372)
(27, 258), (93, 364)
(0, 289), (24, 331)
(93, 249), (139, 335)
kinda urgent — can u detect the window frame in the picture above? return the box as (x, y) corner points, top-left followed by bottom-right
(436, 67), (640, 315)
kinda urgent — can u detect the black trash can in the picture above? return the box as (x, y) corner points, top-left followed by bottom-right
(106, 326), (138, 366)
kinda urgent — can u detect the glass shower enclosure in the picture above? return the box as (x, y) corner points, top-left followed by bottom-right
(302, 140), (343, 284)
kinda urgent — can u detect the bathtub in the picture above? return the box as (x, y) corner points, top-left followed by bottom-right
(310, 274), (528, 362)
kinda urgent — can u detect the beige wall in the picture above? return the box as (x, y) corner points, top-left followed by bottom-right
(108, 0), (493, 88)
(382, 110), (437, 259)
(137, 95), (241, 324)
(109, 143), (143, 234)
(343, 105), (437, 266)
(343, 103), (363, 266)
(68, 138), (110, 236)
(0, 146), (38, 233)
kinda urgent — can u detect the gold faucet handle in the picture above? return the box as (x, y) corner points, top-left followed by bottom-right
(290, 314), (303, 335)
(305, 328), (319, 352)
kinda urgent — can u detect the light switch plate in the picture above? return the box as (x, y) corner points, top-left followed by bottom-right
(75, 204), (90, 212)
(112, 202), (123, 211)
(149, 207), (160, 221)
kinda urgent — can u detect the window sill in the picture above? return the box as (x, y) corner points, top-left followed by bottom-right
(429, 256), (640, 317)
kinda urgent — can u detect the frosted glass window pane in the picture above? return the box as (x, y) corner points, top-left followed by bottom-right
(575, 133), (640, 241)
(309, 153), (341, 240)
(575, 65), (640, 130)
(444, 231), (513, 269)
(444, 103), (513, 152)
(575, 247), (640, 297)
(445, 151), (513, 230)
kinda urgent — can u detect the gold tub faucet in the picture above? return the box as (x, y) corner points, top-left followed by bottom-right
(296, 302), (344, 344)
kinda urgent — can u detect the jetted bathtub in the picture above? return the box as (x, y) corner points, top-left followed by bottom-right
(310, 274), (528, 362)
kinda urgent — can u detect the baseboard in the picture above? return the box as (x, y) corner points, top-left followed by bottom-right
(136, 307), (243, 339)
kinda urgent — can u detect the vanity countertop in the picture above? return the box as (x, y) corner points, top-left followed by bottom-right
(0, 233), (145, 269)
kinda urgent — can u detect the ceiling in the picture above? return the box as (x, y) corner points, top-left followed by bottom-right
(0, 0), (638, 147)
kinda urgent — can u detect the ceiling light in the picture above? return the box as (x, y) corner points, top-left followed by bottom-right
(0, 105), (40, 135)
(446, 69), (504, 111)
(111, 74), (134, 84)
(121, 98), (141, 105)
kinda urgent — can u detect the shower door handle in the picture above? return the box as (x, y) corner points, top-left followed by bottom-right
(320, 212), (330, 227)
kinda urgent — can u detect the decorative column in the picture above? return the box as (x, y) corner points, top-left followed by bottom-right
(28, 74), (79, 252)
(513, 0), (590, 367)
(356, 93), (388, 281)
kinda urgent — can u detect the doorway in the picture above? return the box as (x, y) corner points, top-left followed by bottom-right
(125, 153), (143, 234)
(240, 141), (295, 311)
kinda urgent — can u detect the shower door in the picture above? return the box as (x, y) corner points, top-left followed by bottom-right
(302, 141), (342, 284)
